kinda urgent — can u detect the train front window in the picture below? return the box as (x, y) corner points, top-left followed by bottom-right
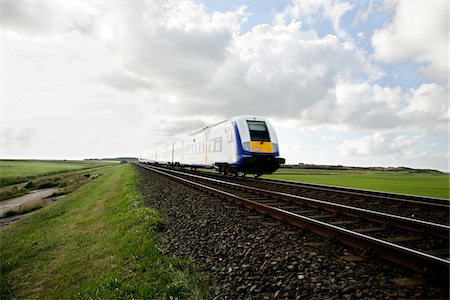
(247, 120), (270, 142)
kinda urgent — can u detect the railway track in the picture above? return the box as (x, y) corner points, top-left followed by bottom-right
(184, 169), (450, 225)
(136, 163), (450, 286)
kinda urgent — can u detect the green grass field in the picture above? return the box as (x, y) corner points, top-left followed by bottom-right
(0, 160), (114, 187)
(0, 164), (206, 299)
(263, 170), (450, 199)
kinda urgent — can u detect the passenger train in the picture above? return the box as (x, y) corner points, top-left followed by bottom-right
(138, 116), (285, 176)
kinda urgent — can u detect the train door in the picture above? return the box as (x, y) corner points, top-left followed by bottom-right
(204, 132), (208, 165)
(181, 140), (185, 165)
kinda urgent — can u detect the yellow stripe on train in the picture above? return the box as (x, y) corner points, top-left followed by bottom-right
(250, 141), (273, 153)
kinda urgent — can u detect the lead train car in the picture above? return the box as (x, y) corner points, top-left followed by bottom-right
(139, 116), (285, 176)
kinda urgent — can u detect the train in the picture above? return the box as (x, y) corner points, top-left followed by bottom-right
(138, 115), (285, 177)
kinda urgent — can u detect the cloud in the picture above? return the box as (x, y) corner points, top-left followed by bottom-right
(100, 70), (152, 92)
(0, 128), (35, 153)
(275, 0), (354, 39)
(400, 83), (449, 130)
(93, 2), (247, 95)
(304, 81), (448, 132)
(89, 2), (379, 123)
(174, 22), (378, 120)
(371, 1), (449, 81)
(338, 132), (422, 156)
(326, 82), (404, 129)
(154, 118), (207, 139)
(0, 0), (96, 36)
(353, 0), (396, 24)
(89, 1), (445, 134)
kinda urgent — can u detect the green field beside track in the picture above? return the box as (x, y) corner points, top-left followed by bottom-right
(0, 160), (114, 187)
(263, 170), (450, 199)
(0, 164), (206, 299)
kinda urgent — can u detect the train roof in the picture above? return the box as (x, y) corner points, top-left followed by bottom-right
(190, 115), (270, 135)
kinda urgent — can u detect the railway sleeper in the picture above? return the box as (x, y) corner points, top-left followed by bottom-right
(385, 235), (424, 243)
(291, 209), (317, 215)
(426, 248), (450, 257)
(308, 214), (337, 219)
(328, 220), (359, 225)
(260, 202), (290, 207)
(353, 226), (389, 233)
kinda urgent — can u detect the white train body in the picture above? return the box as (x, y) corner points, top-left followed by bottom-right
(138, 116), (285, 175)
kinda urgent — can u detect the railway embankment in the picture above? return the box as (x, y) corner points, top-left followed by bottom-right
(136, 165), (448, 299)
(0, 164), (206, 299)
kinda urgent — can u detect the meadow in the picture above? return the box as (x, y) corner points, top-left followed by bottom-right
(0, 164), (206, 299)
(263, 169), (450, 199)
(0, 160), (113, 187)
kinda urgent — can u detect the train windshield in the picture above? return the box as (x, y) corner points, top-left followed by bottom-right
(247, 120), (270, 142)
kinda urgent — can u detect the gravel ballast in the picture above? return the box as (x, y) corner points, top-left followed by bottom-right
(136, 166), (447, 299)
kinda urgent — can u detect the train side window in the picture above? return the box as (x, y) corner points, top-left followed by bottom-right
(214, 137), (222, 152)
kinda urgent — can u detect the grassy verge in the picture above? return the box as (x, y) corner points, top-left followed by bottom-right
(263, 172), (450, 199)
(1, 164), (207, 299)
(0, 160), (114, 187)
(1, 171), (97, 202)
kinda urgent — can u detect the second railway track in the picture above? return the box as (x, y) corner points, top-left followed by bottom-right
(136, 163), (450, 286)
(183, 169), (450, 225)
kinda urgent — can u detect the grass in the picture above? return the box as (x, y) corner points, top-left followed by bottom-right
(0, 160), (114, 187)
(263, 171), (450, 199)
(1, 172), (95, 202)
(0, 164), (207, 299)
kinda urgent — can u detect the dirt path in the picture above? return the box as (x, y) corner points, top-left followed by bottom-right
(0, 188), (59, 218)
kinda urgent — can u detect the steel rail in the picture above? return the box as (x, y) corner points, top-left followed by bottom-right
(145, 164), (450, 240)
(253, 177), (450, 207)
(136, 163), (449, 285)
(190, 169), (450, 210)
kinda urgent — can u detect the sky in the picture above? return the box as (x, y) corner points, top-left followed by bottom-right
(1, 0), (449, 171)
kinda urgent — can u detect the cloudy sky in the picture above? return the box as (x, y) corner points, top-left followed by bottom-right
(1, 0), (448, 171)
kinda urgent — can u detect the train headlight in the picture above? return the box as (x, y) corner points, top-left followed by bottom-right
(243, 142), (251, 151)
(272, 143), (278, 153)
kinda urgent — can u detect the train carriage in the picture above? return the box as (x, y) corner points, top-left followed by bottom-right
(139, 116), (285, 176)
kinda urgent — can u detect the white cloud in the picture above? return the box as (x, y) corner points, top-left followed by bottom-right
(371, 1), (449, 81)
(275, 0), (354, 39)
(338, 132), (422, 156)
(335, 131), (448, 171)
(0, 128), (35, 154)
(339, 132), (391, 156)
(87, 4), (381, 124)
(95, 2), (246, 96)
(331, 82), (404, 129)
(0, 0), (96, 36)
(306, 81), (448, 132)
(353, 0), (396, 24)
(179, 22), (378, 120)
(400, 83), (449, 130)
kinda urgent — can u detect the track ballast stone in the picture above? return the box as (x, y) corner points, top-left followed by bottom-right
(136, 166), (447, 299)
